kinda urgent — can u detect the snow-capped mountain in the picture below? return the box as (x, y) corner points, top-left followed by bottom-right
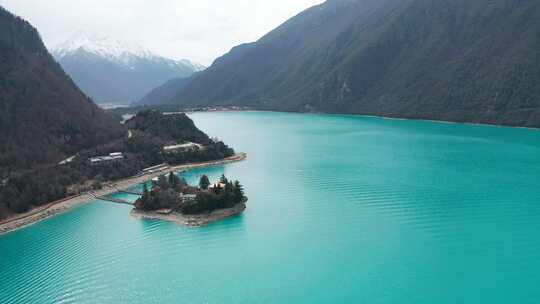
(52, 33), (205, 105)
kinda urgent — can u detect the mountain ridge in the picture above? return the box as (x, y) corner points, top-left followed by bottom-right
(53, 32), (205, 70)
(144, 0), (540, 128)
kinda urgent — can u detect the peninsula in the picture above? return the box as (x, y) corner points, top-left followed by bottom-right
(131, 174), (247, 227)
(0, 153), (246, 234)
(0, 108), (245, 233)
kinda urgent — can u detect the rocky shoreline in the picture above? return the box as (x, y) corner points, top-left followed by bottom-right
(130, 202), (246, 227)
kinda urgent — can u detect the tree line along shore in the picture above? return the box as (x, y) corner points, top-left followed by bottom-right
(0, 153), (247, 234)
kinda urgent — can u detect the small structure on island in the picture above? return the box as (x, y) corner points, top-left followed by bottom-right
(163, 142), (202, 154)
(89, 152), (124, 165)
(209, 182), (227, 190)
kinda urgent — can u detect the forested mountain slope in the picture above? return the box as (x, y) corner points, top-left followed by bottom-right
(0, 6), (124, 175)
(153, 0), (540, 127)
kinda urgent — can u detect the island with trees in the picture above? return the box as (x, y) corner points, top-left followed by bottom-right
(131, 173), (247, 226)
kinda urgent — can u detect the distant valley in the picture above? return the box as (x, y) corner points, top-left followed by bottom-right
(53, 33), (205, 106)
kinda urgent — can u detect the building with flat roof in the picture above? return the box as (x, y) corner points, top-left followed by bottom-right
(163, 142), (202, 153)
(89, 152), (124, 165)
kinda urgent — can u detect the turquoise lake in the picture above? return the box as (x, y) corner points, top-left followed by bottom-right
(1, 111), (540, 303)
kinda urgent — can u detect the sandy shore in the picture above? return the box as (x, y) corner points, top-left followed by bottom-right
(0, 153), (246, 235)
(130, 202), (246, 227)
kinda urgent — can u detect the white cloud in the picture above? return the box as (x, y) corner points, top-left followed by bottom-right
(0, 0), (324, 65)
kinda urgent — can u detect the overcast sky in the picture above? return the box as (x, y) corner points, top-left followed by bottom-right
(0, 0), (324, 65)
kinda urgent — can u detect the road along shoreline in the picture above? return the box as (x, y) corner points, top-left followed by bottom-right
(0, 153), (247, 235)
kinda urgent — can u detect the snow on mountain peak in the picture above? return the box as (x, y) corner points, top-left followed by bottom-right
(52, 32), (204, 70)
(53, 32), (153, 62)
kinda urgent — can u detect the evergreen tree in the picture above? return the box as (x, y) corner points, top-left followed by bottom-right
(199, 175), (210, 190)
(233, 180), (244, 203)
(224, 181), (234, 207)
(220, 174), (228, 184)
(141, 182), (149, 204)
(168, 172), (180, 187)
(157, 175), (169, 189)
(225, 181), (233, 194)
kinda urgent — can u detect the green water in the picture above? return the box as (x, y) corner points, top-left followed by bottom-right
(1, 112), (540, 303)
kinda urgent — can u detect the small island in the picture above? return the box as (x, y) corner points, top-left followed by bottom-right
(131, 173), (247, 227)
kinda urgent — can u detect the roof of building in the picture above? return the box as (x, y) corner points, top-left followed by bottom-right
(90, 155), (124, 163)
(163, 142), (201, 151)
(210, 182), (227, 189)
(89, 152), (124, 163)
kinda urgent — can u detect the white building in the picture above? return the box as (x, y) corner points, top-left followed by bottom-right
(89, 152), (124, 165)
(163, 142), (202, 153)
(209, 182), (227, 190)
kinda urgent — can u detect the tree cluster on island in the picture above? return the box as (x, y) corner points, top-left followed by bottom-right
(134, 174), (246, 215)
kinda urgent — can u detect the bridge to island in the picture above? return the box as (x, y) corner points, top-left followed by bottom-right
(114, 189), (144, 196)
(95, 196), (135, 206)
(89, 185), (143, 206)
(107, 184), (144, 196)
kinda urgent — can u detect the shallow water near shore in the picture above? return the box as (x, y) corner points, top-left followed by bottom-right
(1, 111), (540, 303)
